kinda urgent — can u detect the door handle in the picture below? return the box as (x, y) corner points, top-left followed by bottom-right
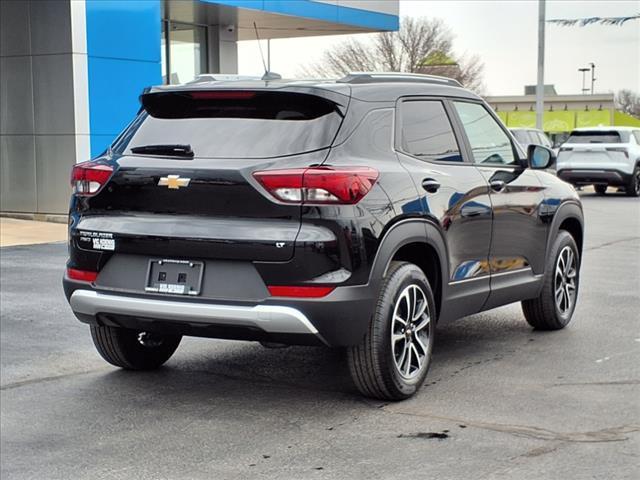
(490, 180), (506, 192)
(422, 178), (441, 193)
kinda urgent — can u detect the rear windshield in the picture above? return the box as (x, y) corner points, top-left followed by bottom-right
(566, 131), (629, 144)
(112, 91), (344, 158)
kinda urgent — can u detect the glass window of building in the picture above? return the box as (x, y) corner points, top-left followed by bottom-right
(161, 21), (208, 85)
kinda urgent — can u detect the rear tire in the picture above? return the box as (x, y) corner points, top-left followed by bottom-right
(90, 325), (181, 370)
(522, 231), (580, 330)
(348, 261), (436, 400)
(594, 184), (607, 195)
(625, 166), (640, 197)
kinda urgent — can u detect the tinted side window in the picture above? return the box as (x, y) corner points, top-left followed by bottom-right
(538, 132), (552, 148)
(511, 130), (531, 145)
(400, 100), (462, 162)
(454, 102), (515, 165)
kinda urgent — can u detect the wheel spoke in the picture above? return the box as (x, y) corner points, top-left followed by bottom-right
(403, 291), (412, 323)
(555, 266), (563, 281)
(411, 287), (418, 322)
(565, 249), (573, 273)
(393, 314), (407, 326)
(392, 333), (405, 344)
(396, 341), (408, 368)
(414, 333), (428, 355)
(413, 314), (430, 332)
(411, 343), (422, 370)
(413, 298), (427, 322)
(555, 286), (564, 304)
(403, 343), (412, 376)
(558, 288), (566, 312)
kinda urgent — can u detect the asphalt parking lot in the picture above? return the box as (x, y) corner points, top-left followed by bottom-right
(1, 192), (639, 480)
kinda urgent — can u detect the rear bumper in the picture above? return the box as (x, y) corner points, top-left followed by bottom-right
(558, 169), (631, 186)
(64, 278), (377, 347)
(71, 289), (319, 335)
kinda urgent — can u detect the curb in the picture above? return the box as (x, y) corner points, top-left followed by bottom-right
(0, 212), (68, 224)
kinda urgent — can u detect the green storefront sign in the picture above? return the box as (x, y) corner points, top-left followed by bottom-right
(576, 110), (611, 128)
(496, 109), (639, 132)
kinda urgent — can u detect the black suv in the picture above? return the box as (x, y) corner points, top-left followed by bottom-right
(63, 73), (584, 400)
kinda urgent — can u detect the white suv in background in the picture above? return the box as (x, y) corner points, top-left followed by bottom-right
(557, 127), (640, 197)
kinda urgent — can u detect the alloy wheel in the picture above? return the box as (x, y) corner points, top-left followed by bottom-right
(554, 246), (577, 316)
(137, 332), (164, 347)
(391, 284), (431, 379)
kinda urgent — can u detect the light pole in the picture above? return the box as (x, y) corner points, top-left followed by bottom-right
(589, 62), (596, 94)
(578, 67), (590, 94)
(536, 0), (546, 130)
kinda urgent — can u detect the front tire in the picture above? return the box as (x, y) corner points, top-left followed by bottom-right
(625, 166), (640, 197)
(522, 231), (580, 330)
(91, 325), (181, 370)
(348, 261), (436, 400)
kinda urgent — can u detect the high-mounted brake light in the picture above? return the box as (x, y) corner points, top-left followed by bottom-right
(189, 91), (256, 100)
(253, 167), (379, 205)
(67, 268), (98, 282)
(267, 285), (335, 298)
(70, 161), (113, 196)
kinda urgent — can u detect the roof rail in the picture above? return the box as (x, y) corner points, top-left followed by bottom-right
(337, 72), (462, 87)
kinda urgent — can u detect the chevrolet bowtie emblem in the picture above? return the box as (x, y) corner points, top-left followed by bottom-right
(158, 175), (191, 189)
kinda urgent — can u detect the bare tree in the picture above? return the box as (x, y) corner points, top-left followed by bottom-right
(302, 17), (485, 93)
(615, 90), (640, 119)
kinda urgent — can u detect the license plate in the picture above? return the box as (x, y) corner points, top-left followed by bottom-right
(145, 259), (204, 296)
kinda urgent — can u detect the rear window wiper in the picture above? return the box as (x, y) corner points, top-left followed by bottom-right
(130, 144), (194, 158)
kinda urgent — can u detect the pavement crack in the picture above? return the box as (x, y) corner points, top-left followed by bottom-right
(549, 379), (640, 387)
(0, 368), (107, 391)
(585, 236), (640, 251)
(383, 409), (640, 443)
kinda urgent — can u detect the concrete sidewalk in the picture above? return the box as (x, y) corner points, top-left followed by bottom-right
(0, 218), (67, 247)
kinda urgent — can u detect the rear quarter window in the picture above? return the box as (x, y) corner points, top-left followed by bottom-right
(399, 100), (462, 163)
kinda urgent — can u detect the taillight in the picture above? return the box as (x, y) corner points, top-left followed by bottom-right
(67, 268), (98, 282)
(70, 161), (114, 196)
(267, 285), (335, 298)
(253, 166), (379, 205)
(605, 147), (629, 158)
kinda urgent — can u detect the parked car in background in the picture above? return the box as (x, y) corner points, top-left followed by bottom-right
(510, 128), (554, 151)
(63, 73), (585, 401)
(557, 127), (640, 196)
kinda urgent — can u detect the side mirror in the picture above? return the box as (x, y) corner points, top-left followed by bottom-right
(527, 144), (556, 170)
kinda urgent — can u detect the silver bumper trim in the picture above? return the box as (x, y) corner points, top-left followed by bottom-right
(70, 290), (318, 335)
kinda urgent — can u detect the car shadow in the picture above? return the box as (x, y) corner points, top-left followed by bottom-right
(82, 306), (555, 411)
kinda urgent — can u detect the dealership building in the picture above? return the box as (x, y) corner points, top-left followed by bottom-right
(486, 89), (640, 146)
(0, 0), (399, 216)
